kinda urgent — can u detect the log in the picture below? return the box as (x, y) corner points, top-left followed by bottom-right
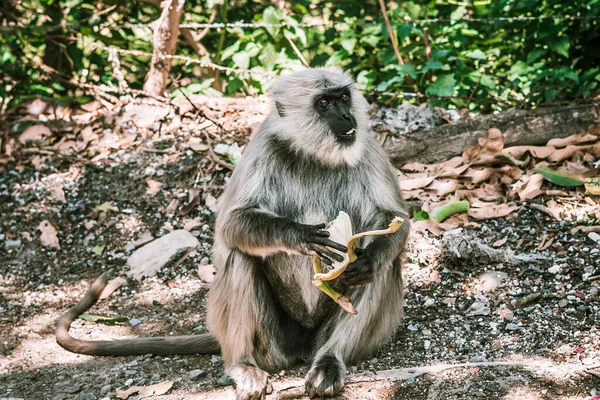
(382, 103), (599, 165)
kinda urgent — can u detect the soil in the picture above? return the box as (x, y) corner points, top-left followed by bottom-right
(1, 96), (599, 399)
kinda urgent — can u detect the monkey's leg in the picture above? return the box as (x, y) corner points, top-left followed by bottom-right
(305, 258), (404, 398)
(208, 249), (310, 400)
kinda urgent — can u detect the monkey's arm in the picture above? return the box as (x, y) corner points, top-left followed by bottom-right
(222, 207), (347, 265)
(342, 210), (410, 287)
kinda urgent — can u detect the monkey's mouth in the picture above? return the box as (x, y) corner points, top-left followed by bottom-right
(337, 128), (356, 143)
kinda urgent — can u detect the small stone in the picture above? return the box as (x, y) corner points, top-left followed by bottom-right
(189, 369), (205, 380)
(125, 360), (139, 367)
(369, 358), (378, 365)
(424, 340), (431, 350)
(100, 385), (111, 394)
(200, 257), (210, 265)
(124, 379), (134, 386)
(423, 297), (435, 307)
(407, 324), (419, 332)
(151, 374), (161, 381)
(505, 323), (520, 331)
(5, 239), (22, 249)
(64, 385), (82, 394)
(588, 232), (600, 244)
(84, 393), (97, 400)
(128, 318), (142, 327)
(124, 369), (137, 376)
(211, 354), (222, 363)
(0, 233), (5, 240)
(469, 355), (487, 363)
(548, 265), (561, 274)
(278, 370), (285, 377)
(558, 299), (569, 308)
(217, 374), (234, 386)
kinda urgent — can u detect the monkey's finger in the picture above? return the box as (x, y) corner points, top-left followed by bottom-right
(314, 229), (330, 237)
(310, 237), (348, 253)
(354, 247), (366, 256)
(316, 247), (345, 263)
(317, 254), (334, 266)
(308, 223), (327, 230)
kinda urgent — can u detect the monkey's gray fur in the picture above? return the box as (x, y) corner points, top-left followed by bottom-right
(208, 67), (409, 398)
(54, 67), (409, 400)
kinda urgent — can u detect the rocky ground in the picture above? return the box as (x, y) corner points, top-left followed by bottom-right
(1, 96), (600, 399)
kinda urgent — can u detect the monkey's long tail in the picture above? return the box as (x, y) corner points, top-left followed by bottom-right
(55, 272), (221, 356)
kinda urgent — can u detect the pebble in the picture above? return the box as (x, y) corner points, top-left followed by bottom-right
(469, 355), (487, 362)
(407, 324), (419, 332)
(5, 239), (22, 249)
(217, 374), (234, 386)
(100, 385), (111, 394)
(64, 385), (82, 394)
(125, 360), (138, 367)
(189, 369), (205, 380)
(200, 257), (210, 265)
(151, 374), (161, 381)
(0, 233), (5, 240)
(128, 318), (142, 327)
(124, 379), (134, 386)
(505, 323), (520, 331)
(84, 393), (97, 400)
(369, 358), (378, 365)
(211, 355), (222, 363)
(589, 232), (600, 244)
(558, 299), (569, 308)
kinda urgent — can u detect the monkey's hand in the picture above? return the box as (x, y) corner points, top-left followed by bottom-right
(295, 223), (348, 266)
(341, 251), (375, 287)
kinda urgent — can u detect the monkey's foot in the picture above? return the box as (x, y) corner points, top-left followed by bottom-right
(228, 364), (271, 400)
(305, 354), (345, 398)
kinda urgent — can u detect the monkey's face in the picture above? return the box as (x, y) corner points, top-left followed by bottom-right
(313, 87), (358, 146)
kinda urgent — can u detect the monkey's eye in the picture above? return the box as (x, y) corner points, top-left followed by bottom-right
(341, 94), (350, 102)
(318, 99), (330, 108)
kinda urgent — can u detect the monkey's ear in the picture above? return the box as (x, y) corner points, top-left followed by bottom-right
(275, 102), (286, 117)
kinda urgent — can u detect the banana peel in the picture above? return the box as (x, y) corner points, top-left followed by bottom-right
(311, 211), (405, 315)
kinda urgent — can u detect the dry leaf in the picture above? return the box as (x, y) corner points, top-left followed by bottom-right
(38, 220), (60, 249)
(116, 381), (173, 399)
(547, 133), (598, 148)
(462, 128), (504, 163)
(99, 277), (126, 300)
(205, 194), (218, 212)
(188, 137), (210, 153)
(492, 236), (508, 248)
(518, 174), (544, 201)
(48, 182), (66, 203)
(198, 264), (216, 283)
(19, 124), (52, 144)
(183, 217), (202, 231)
(503, 146), (555, 159)
(146, 180), (163, 196)
(463, 168), (492, 184)
(411, 219), (450, 236)
(399, 176), (435, 191)
(468, 204), (518, 220)
(427, 179), (458, 197)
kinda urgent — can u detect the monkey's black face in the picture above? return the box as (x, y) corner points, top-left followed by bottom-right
(313, 87), (357, 145)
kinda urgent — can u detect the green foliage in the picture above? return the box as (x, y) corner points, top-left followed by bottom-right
(2, 0), (599, 112)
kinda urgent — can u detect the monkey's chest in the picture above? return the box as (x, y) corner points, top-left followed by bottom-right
(264, 254), (333, 328)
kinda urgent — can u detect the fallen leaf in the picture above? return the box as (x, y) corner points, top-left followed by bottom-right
(547, 133), (598, 148)
(492, 236), (508, 248)
(183, 217), (203, 231)
(146, 179), (163, 196)
(116, 381), (173, 399)
(48, 182), (66, 203)
(38, 220), (60, 249)
(585, 178), (600, 195)
(535, 166), (584, 187)
(94, 202), (120, 213)
(462, 128), (504, 163)
(399, 176), (435, 191)
(198, 264), (217, 283)
(518, 174), (545, 201)
(468, 204), (518, 220)
(99, 277), (127, 300)
(463, 168), (492, 184)
(188, 137), (210, 152)
(19, 124), (52, 144)
(205, 194), (218, 212)
(428, 179), (458, 197)
(503, 145), (555, 159)
(411, 219), (453, 236)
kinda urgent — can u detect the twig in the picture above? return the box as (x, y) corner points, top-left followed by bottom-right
(286, 36), (309, 67)
(377, 0), (404, 65)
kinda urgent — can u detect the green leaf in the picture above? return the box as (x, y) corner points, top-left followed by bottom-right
(527, 48), (547, 63)
(426, 74), (456, 97)
(356, 70), (376, 91)
(465, 49), (486, 60)
(91, 245), (105, 255)
(79, 313), (128, 324)
(233, 51), (250, 70)
(376, 76), (404, 92)
(549, 37), (570, 58)
(422, 60), (445, 73)
(430, 200), (470, 223)
(340, 30), (357, 54)
(412, 210), (429, 221)
(258, 43), (278, 71)
(221, 40), (241, 61)
(535, 166), (584, 187)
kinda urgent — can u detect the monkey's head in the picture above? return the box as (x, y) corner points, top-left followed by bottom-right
(270, 68), (370, 166)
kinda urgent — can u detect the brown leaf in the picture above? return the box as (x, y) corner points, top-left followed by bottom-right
(399, 176), (435, 191)
(503, 146), (555, 160)
(37, 220), (60, 249)
(462, 128), (504, 163)
(518, 174), (544, 201)
(19, 124), (52, 144)
(570, 225), (600, 235)
(411, 220), (453, 236)
(146, 180), (163, 196)
(188, 137), (210, 153)
(99, 277), (126, 300)
(205, 194), (218, 212)
(48, 182), (66, 203)
(462, 168), (492, 184)
(116, 381), (173, 399)
(492, 236), (508, 248)
(183, 217), (202, 231)
(427, 179), (458, 197)
(468, 203), (518, 220)
(547, 133), (598, 148)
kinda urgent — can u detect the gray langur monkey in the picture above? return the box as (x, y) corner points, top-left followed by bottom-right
(55, 68), (409, 400)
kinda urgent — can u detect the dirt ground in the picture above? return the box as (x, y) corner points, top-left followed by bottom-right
(1, 96), (600, 399)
